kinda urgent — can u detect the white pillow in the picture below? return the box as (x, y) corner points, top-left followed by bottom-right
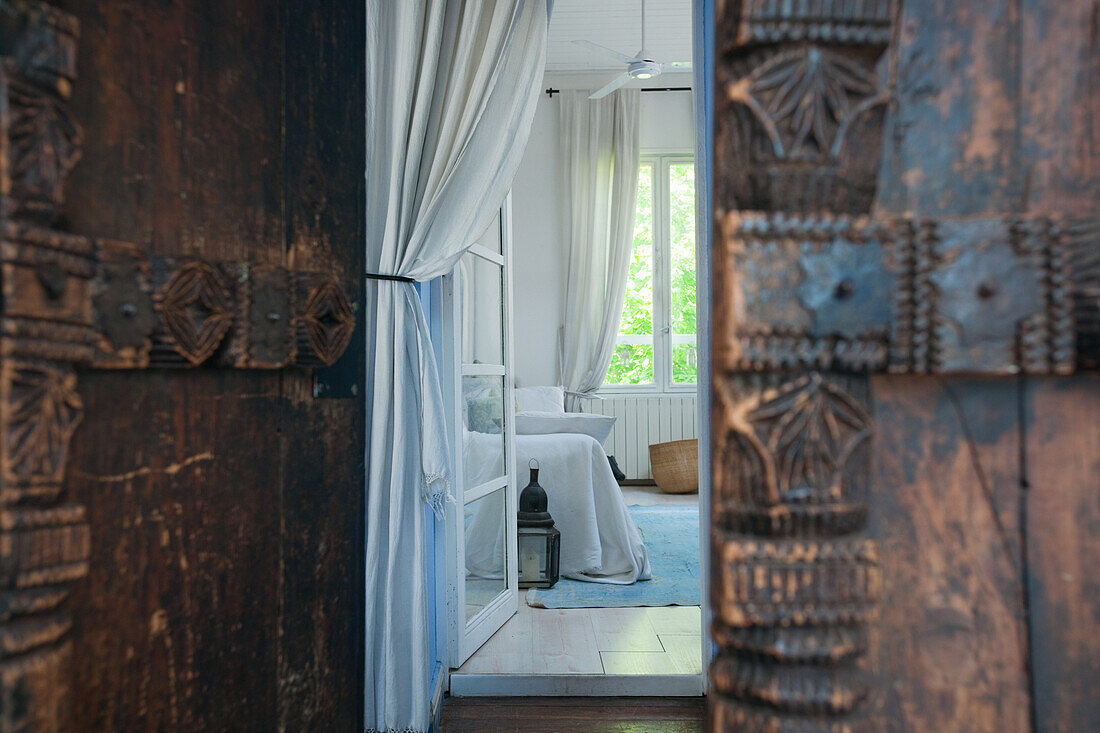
(515, 386), (565, 414)
(515, 411), (616, 446)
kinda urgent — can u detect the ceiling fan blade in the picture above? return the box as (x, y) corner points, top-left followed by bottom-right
(572, 39), (636, 65)
(589, 73), (631, 99)
(662, 61), (693, 70)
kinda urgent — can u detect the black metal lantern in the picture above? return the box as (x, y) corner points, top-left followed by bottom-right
(517, 459), (560, 589)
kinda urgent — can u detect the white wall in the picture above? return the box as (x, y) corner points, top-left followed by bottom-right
(510, 74), (696, 388)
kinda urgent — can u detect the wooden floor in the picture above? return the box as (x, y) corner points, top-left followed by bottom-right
(453, 487), (702, 682)
(454, 594), (702, 677)
(440, 696), (705, 733)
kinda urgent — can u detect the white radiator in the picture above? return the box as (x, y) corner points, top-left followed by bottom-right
(578, 394), (698, 481)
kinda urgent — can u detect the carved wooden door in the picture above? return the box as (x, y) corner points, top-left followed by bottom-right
(708, 1), (1098, 732)
(0, 1), (365, 730)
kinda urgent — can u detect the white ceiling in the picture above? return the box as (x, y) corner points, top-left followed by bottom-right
(546, 0), (693, 73)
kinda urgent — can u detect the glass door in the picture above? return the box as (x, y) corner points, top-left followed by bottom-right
(441, 196), (518, 667)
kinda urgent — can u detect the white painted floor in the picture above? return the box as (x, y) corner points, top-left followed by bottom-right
(454, 590), (702, 676)
(452, 485), (703, 687)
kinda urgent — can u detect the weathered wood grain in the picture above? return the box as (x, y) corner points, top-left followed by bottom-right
(68, 371), (283, 730)
(51, 0), (365, 729)
(1018, 0), (1099, 218)
(1024, 375), (1100, 733)
(276, 1), (365, 727)
(866, 375), (1030, 732)
(877, 0), (1025, 217)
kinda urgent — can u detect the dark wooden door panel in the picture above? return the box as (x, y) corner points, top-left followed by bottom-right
(0, 0), (365, 729)
(69, 371), (285, 730)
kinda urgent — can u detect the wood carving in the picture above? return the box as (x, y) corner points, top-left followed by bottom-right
(891, 216), (1075, 375)
(4, 72), (82, 218)
(711, 372), (879, 731)
(299, 277), (355, 367)
(2, 361), (81, 486)
(712, 4), (893, 731)
(1065, 218), (1099, 370)
(717, 2), (891, 215)
(714, 1), (1094, 730)
(155, 260), (235, 366)
(0, 2), (356, 728)
(714, 213), (895, 373)
(0, 5), (88, 729)
(716, 211), (1078, 376)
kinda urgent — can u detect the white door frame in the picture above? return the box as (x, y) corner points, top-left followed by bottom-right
(437, 196), (519, 670)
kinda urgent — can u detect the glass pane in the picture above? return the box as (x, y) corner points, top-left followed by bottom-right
(463, 488), (507, 622)
(475, 210), (503, 255)
(458, 252), (504, 366)
(669, 163), (697, 384)
(605, 163), (654, 385)
(462, 375), (505, 488)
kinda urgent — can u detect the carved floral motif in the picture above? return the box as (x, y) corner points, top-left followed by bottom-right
(1, 361), (81, 485)
(5, 76), (82, 215)
(742, 373), (872, 505)
(712, 372), (879, 731)
(728, 46), (887, 161)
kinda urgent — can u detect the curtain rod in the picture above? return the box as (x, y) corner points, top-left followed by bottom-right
(544, 86), (691, 98)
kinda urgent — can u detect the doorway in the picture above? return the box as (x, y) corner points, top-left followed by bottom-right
(437, 0), (711, 700)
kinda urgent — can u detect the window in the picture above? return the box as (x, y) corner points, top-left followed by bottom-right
(605, 155), (696, 390)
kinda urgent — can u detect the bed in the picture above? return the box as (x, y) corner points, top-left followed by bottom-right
(462, 387), (650, 585)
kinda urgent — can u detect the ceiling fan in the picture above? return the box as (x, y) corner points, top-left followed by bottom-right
(572, 0), (692, 100)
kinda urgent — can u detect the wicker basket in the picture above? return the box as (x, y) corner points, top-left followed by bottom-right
(648, 439), (699, 494)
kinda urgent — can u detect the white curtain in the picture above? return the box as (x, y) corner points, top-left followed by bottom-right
(363, 2), (546, 731)
(558, 90), (641, 411)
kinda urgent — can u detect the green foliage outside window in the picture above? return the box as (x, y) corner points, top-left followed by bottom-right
(605, 161), (697, 387)
(605, 165), (654, 384)
(669, 164), (697, 384)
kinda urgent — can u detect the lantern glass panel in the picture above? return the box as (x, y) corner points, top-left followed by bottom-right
(518, 525), (560, 589)
(464, 489), (507, 621)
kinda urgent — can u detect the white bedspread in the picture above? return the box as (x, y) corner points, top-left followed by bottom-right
(463, 430), (650, 584)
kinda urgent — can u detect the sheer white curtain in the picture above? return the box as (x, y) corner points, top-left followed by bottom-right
(363, 2), (546, 731)
(558, 89), (641, 411)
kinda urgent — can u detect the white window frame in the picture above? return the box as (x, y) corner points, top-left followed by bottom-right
(602, 151), (697, 395)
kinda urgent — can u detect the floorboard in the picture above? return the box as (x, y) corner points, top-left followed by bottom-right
(440, 696), (706, 733)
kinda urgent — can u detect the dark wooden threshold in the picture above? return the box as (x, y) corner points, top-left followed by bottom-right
(440, 696), (705, 733)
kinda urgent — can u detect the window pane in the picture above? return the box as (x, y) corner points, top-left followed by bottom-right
(669, 163), (697, 384)
(476, 210), (503, 255)
(462, 375), (505, 488)
(605, 164), (654, 385)
(458, 252), (504, 366)
(463, 488), (507, 622)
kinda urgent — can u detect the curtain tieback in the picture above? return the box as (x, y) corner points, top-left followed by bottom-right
(364, 271), (414, 283)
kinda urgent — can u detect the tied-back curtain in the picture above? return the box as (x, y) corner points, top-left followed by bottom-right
(558, 89), (641, 411)
(363, 2), (546, 731)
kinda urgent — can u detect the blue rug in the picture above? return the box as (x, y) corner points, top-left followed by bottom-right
(526, 504), (700, 609)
